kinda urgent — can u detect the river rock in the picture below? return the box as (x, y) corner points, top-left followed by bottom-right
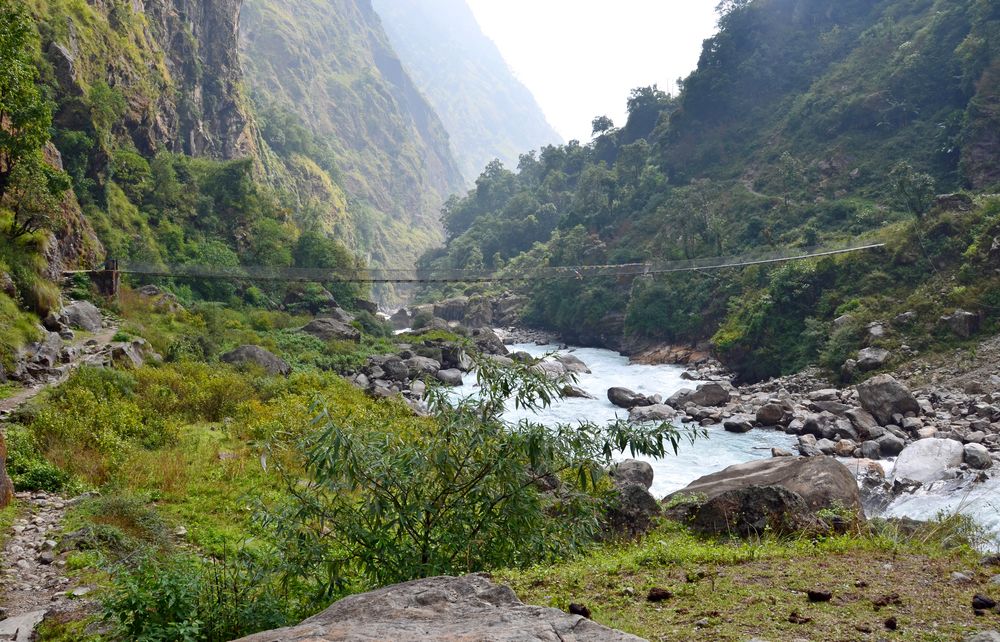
(876, 433), (906, 456)
(686, 382), (731, 407)
(533, 360), (567, 380)
(611, 459), (653, 490)
(845, 408), (881, 440)
(220, 345), (291, 376)
(756, 403), (788, 426)
(891, 438), (964, 483)
(857, 374), (920, 425)
(723, 415), (754, 433)
(561, 384), (595, 399)
(554, 353), (590, 374)
(404, 356), (441, 377)
(665, 456), (862, 515)
(628, 404), (676, 423)
(300, 318), (360, 342)
(435, 369), (464, 386)
(964, 443), (993, 470)
(233, 574), (643, 642)
(62, 300), (102, 332)
(608, 387), (651, 409)
(389, 308), (410, 330)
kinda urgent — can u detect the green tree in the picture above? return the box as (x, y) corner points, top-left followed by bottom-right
(889, 161), (935, 217)
(591, 115), (615, 136)
(0, 0), (52, 202)
(4, 151), (70, 238)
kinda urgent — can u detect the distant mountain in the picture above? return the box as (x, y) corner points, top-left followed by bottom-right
(372, 0), (563, 181)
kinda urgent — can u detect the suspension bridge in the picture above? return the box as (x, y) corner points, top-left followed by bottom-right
(68, 242), (886, 295)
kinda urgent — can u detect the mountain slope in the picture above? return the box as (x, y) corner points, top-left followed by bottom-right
(240, 0), (466, 270)
(420, 0), (1000, 381)
(371, 0), (562, 181)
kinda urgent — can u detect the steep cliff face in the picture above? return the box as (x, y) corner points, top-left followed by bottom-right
(240, 0), (465, 266)
(372, 0), (563, 181)
(142, 0), (259, 159)
(32, 0), (258, 162)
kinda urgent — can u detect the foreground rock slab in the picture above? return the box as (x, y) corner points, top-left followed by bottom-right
(233, 574), (644, 642)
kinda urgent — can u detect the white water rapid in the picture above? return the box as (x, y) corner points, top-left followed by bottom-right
(455, 343), (796, 498)
(455, 342), (1000, 546)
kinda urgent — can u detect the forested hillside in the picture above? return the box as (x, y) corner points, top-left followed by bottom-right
(240, 0), (467, 271)
(420, 0), (1000, 381)
(372, 0), (563, 181)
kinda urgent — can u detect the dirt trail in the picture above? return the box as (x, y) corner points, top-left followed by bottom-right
(0, 325), (118, 419)
(0, 324), (118, 635)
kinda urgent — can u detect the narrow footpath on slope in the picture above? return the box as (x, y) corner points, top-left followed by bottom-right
(0, 322), (119, 640)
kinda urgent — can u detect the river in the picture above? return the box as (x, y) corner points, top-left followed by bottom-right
(455, 343), (796, 498)
(455, 342), (1000, 545)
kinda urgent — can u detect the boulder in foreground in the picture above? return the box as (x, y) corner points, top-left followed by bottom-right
(663, 456), (863, 536)
(232, 574), (643, 642)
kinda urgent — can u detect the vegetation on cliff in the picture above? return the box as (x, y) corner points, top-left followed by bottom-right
(420, 0), (1000, 381)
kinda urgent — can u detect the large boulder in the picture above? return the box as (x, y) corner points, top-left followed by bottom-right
(232, 574), (642, 642)
(221, 345), (291, 376)
(608, 387), (651, 409)
(857, 347), (890, 371)
(891, 438), (964, 484)
(605, 483), (661, 537)
(433, 297), (469, 322)
(435, 369), (464, 386)
(471, 327), (508, 356)
(667, 383), (731, 408)
(62, 300), (102, 332)
(664, 456), (862, 515)
(965, 443), (993, 470)
(684, 486), (821, 537)
(554, 353), (591, 374)
(388, 308), (410, 330)
(300, 318), (360, 342)
(941, 309), (980, 338)
(756, 402), (789, 426)
(856, 374), (920, 425)
(610, 459), (653, 490)
(628, 404), (677, 424)
(404, 356), (441, 378)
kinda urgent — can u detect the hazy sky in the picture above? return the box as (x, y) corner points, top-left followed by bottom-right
(465, 0), (720, 143)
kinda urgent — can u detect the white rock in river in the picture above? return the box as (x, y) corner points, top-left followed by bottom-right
(891, 438), (964, 484)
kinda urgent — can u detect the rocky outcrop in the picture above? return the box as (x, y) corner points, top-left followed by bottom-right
(221, 345), (291, 376)
(232, 574), (642, 642)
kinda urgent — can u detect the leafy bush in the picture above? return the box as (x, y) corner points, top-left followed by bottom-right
(258, 356), (691, 609)
(103, 550), (291, 642)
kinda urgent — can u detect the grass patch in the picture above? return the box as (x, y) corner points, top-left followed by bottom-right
(498, 521), (992, 641)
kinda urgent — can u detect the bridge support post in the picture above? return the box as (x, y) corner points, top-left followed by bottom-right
(92, 258), (120, 297)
